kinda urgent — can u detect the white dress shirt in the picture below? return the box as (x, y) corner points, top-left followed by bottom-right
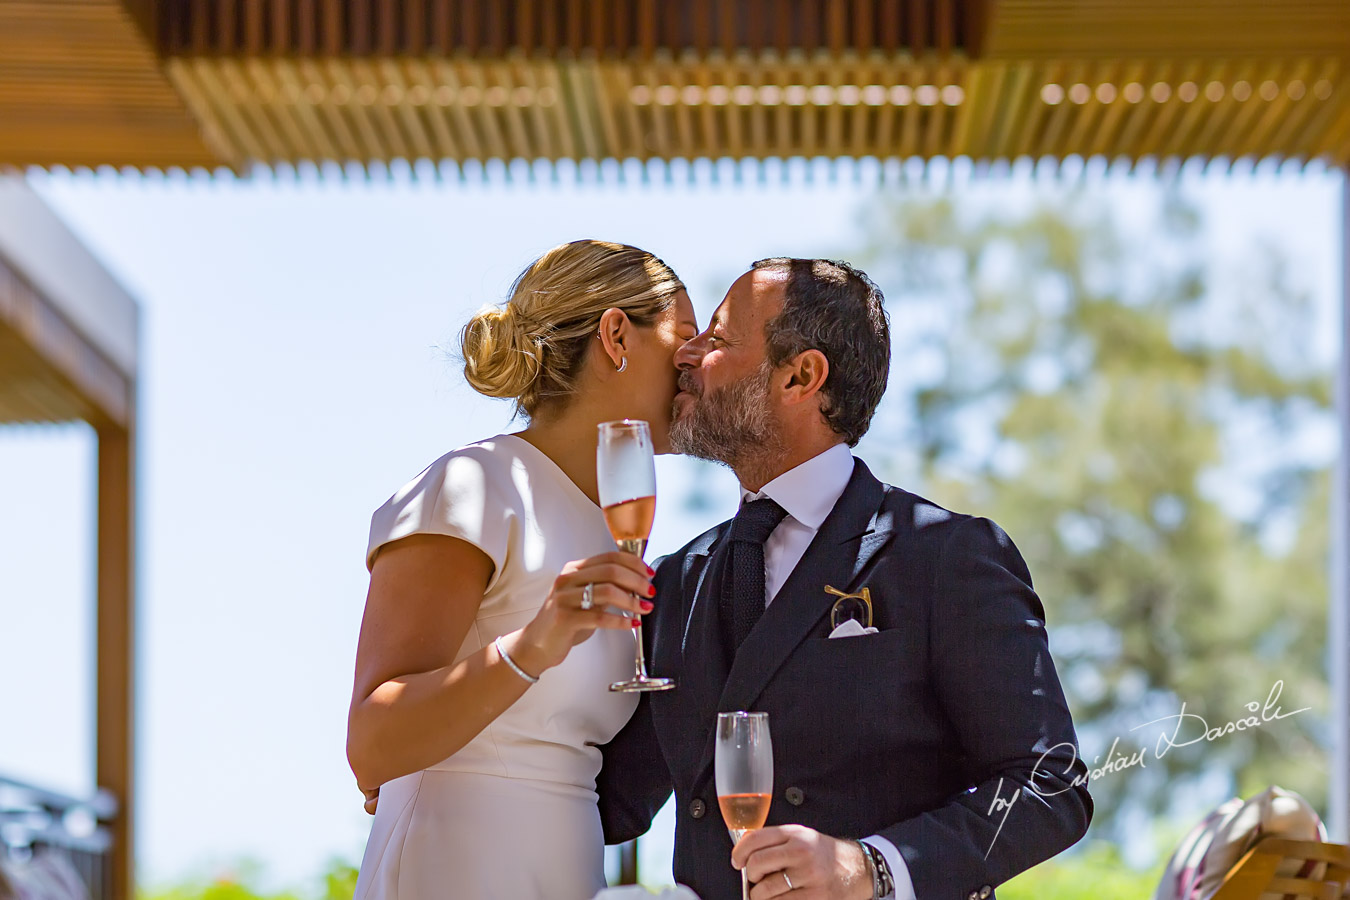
(740, 442), (916, 900)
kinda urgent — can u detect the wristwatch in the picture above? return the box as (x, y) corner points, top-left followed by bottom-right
(856, 840), (895, 899)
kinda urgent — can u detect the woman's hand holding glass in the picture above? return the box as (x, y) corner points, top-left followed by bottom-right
(506, 551), (655, 677)
(356, 548), (651, 818)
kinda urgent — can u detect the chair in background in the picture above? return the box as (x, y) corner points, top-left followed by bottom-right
(0, 777), (114, 900)
(1210, 839), (1350, 900)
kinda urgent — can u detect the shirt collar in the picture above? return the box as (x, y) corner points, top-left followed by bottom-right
(739, 443), (854, 530)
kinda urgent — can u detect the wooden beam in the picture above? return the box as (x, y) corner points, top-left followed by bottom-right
(0, 254), (131, 427)
(152, 0), (986, 58)
(96, 415), (136, 900)
(118, 0), (160, 45)
(984, 0), (1350, 60)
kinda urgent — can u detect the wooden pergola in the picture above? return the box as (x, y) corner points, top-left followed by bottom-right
(1, 2), (1348, 898)
(2, 1), (1349, 171)
(0, 176), (137, 900)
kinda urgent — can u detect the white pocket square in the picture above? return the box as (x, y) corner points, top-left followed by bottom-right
(827, 619), (879, 638)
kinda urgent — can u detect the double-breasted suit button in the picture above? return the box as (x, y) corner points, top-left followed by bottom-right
(784, 786), (805, 806)
(690, 798), (707, 819)
(979, 887), (992, 899)
(967, 892), (979, 900)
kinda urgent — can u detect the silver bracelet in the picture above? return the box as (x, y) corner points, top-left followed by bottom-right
(855, 840), (892, 899)
(494, 635), (540, 685)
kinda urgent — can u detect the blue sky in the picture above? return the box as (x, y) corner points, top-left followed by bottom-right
(0, 160), (1341, 891)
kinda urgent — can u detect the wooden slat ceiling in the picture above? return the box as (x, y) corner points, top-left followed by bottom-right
(0, 0), (216, 170)
(0, 0), (1347, 171)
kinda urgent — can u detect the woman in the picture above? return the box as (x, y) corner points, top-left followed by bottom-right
(347, 240), (698, 900)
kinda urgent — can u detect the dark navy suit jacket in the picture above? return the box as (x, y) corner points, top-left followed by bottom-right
(597, 459), (1092, 900)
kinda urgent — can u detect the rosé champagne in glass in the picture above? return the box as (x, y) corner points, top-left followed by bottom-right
(602, 495), (657, 552)
(597, 419), (674, 692)
(717, 792), (772, 837)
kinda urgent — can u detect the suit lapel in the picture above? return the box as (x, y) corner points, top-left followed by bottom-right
(679, 527), (723, 654)
(674, 525), (731, 740)
(853, 514), (896, 584)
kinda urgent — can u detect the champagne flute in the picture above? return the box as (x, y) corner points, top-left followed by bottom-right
(716, 711), (774, 900)
(597, 419), (675, 692)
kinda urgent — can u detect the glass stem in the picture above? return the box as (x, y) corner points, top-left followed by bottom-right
(741, 869), (750, 900)
(631, 619), (649, 679)
(616, 538), (650, 679)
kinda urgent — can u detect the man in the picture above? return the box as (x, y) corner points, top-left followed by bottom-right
(598, 259), (1092, 900)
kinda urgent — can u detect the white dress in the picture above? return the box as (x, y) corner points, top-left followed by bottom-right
(353, 434), (640, 900)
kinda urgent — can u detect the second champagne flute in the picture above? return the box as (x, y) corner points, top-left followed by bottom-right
(716, 711), (774, 900)
(597, 419), (674, 692)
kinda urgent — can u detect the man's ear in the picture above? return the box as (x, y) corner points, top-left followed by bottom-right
(779, 349), (829, 405)
(596, 307), (631, 370)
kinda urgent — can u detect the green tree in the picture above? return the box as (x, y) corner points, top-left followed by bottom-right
(999, 841), (1164, 900)
(315, 858), (359, 900)
(138, 857), (358, 900)
(853, 190), (1332, 845)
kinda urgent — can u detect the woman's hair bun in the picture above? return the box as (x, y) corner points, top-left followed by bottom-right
(459, 303), (542, 401)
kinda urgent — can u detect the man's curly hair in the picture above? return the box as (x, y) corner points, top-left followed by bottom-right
(751, 258), (890, 447)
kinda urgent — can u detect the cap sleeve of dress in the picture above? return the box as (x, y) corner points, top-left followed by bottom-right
(365, 445), (517, 589)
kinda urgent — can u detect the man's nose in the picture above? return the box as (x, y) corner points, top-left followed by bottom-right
(674, 336), (704, 371)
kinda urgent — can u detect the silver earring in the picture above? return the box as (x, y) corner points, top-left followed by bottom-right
(616, 357), (628, 373)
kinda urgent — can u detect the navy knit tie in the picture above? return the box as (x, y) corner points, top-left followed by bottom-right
(718, 497), (790, 657)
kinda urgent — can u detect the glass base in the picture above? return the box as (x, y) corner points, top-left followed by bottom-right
(609, 676), (676, 693)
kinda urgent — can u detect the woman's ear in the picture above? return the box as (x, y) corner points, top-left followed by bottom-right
(781, 349), (829, 404)
(596, 307), (631, 370)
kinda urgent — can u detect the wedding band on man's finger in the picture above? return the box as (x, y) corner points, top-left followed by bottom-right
(781, 872), (794, 892)
(580, 583), (595, 611)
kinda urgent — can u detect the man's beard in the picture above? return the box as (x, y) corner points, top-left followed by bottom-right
(669, 363), (783, 467)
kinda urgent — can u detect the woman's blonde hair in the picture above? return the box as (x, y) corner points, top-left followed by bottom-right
(460, 240), (685, 418)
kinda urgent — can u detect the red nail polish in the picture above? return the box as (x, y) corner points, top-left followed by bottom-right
(646, 565), (655, 576)
(646, 584), (656, 597)
(640, 600), (654, 612)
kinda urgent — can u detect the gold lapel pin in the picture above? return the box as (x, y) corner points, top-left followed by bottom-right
(824, 585), (873, 630)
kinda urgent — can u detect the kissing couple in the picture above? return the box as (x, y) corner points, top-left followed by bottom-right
(345, 240), (1092, 900)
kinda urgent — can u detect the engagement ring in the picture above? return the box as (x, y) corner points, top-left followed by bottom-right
(580, 583), (594, 610)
